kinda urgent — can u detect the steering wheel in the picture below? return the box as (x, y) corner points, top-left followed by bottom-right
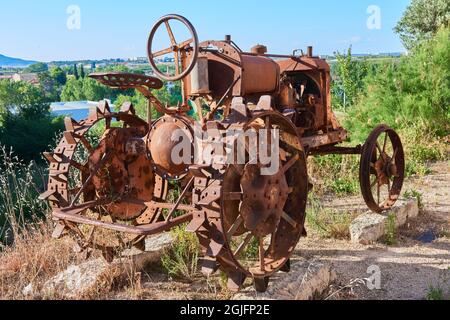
(147, 14), (199, 82)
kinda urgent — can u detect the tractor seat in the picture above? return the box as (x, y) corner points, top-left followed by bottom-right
(89, 72), (164, 90)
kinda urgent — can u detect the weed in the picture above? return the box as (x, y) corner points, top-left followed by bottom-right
(306, 195), (357, 239)
(404, 189), (424, 210)
(384, 213), (397, 245)
(426, 286), (444, 300)
(161, 226), (200, 282)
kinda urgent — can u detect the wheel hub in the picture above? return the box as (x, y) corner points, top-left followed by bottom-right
(90, 128), (154, 220)
(374, 154), (398, 185)
(240, 163), (289, 237)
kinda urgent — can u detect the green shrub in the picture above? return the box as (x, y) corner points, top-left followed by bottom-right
(346, 27), (450, 143)
(161, 226), (200, 282)
(0, 113), (64, 163)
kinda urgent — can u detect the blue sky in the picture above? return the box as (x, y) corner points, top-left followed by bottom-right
(0, 0), (410, 62)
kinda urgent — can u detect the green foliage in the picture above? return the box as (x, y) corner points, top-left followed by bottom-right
(37, 72), (59, 101)
(306, 195), (356, 239)
(395, 0), (450, 50)
(154, 81), (183, 107)
(0, 113), (64, 162)
(114, 91), (161, 121)
(404, 189), (424, 210)
(332, 47), (370, 110)
(426, 286), (444, 300)
(79, 65), (85, 79)
(242, 237), (259, 261)
(113, 81), (183, 120)
(309, 154), (360, 196)
(161, 226), (200, 282)
(346, 27), (450, 143)
(0, 79), (50, 118)
(61, 77), (113, 102)
(384, 213), (397, 246)
(73, 64), (79, 80)
(23, 62), (48, 74)
(0, 79), (64, 161)
(49, 66), (67, 86)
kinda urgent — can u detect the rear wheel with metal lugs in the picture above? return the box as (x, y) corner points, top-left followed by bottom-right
(359, 125), (405, 213)
(218, 112), (309, 292)
(41, 101), (168, 261)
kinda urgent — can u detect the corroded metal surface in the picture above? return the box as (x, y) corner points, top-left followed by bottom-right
(42, 14), (405, 292)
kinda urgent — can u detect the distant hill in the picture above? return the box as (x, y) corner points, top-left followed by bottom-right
(0, 54), (37, 67)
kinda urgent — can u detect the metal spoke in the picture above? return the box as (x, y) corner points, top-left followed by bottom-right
(227, 215), (244, 241)
(224, 192), (243, 201)
(165, 177), (195, 222)
(377, 183), (381, 205)
(281, 154), (299, 175)
(177, 38), (194, 49)
(70, 151), (112, 206)
(70, 160), (89, 174)
(391, 148), (398, 165)
(234, 233), (253, 257)
(165, 21), (177, 45)
(259, 237), (265, 272)
(371, 177), (378, 189)
(282, 211), (298, 228)
(174, 50), (180, 76)
(382, 132), (388, 154)
(230, 164), (244, 176)
(376, 142), (385, 161)
(151, 47), (173, 58)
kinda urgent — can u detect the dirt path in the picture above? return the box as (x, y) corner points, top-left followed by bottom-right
(294, 161), (450, 300)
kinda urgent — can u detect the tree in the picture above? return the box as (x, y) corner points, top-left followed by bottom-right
(0, 79), (50, 117)
(79, 65), (85, 78)
(23, 62), (48, 73)
(61, 77), (112, 102)
(346, 27), (450, 142)
(50, 66), (67, 86)
(332, 47), (369, 110)
(395, 0), (450, 50)
(82, 77), (109, 101)
(37, 72), (59, 101)
(0, 79), (64, 161)
(115, 91), (160, 120)
(61, 77), (85, 101)
(73, 64), (79, 80)
(0, 113), (64, 162)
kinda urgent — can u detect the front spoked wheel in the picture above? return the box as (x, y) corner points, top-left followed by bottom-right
(360, 125), (405, 213)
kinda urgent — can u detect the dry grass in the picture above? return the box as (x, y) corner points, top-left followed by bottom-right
(0, 220), (82, 299)
(306, 195), (359, 240)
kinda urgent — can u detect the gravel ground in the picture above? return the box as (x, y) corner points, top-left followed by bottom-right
(294, 161), (450, 300)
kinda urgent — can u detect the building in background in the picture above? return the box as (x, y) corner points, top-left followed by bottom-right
(12, 73), (39, 85)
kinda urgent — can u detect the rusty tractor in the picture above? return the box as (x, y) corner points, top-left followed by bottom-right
(41, 14), (405, 292)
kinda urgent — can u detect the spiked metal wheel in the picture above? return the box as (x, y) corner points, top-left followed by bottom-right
(41, 102), (168, 261)
(360, 125), (405, 213)
(199, 112), (309, 292)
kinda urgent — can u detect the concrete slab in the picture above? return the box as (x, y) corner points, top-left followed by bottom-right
(233, 261), (336, 300)
(350, 199), (419, 244)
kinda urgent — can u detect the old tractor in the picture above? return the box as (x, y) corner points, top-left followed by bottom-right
(41, 14), (405, 292)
